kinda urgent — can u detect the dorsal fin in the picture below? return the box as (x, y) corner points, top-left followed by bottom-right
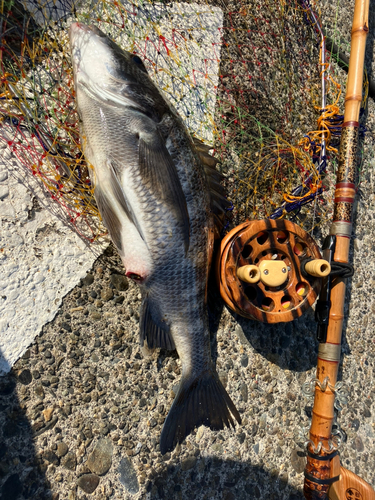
(193, 137), (231, 238)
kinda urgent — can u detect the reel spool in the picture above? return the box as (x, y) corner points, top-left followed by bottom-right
(216, 219), (329, 323)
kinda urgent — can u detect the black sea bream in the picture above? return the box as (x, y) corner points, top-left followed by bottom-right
(69, 22), (240, 453)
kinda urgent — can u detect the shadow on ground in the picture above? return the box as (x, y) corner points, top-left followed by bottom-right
(147, 456), (304, 500)
(207, 276), (319, 373)
(0, 351), (51, 500)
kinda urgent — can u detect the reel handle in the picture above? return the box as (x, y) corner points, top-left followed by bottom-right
(304, 259), (331, 278)
(236, 265), (260, 284)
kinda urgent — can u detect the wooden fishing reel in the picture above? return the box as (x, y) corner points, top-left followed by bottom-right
(216, 219), (330, 323)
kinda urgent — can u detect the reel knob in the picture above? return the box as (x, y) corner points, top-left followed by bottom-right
(216, 219), (326, 323)
(237, 265), (261, 284)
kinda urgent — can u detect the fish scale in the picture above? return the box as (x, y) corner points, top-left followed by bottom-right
(69, 21), (241, 454)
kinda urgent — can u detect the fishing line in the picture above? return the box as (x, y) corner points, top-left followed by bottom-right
(0, 0), (364, 240)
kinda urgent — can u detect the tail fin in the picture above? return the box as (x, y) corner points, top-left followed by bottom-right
(159, 367), (241, 454)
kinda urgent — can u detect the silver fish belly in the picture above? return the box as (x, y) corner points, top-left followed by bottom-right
(69, 22), (241, 453)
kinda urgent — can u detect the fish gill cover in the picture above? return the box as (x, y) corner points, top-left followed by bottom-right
(0, 0), (365, 241)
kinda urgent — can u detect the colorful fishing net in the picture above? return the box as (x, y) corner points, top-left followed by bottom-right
(0, 0), (355, 240)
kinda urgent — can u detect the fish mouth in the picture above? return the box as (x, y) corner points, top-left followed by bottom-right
(69, 22), (143, 107)
(69, 22), (93, 37)
(69, 22), (90, 48)
(69, 23), (87, 74)
(69, 22), (106, 44)
(69, 22), (96, 59)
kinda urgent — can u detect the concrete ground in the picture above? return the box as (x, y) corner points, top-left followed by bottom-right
(0, 1), (375, 499)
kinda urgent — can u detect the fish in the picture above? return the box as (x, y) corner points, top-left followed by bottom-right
(69, 22), (241, 454)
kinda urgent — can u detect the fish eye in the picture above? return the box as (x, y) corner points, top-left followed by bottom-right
(132, 55), (143, 65)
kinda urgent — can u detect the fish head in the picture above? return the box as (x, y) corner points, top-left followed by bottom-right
(70, 22), (148, 83)
(69, 22), (164, 115)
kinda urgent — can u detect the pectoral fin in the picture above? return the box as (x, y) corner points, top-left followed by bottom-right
(93, 158), (147, 250)
(138, 134), (190, 252)
(94, 184), (123, 251)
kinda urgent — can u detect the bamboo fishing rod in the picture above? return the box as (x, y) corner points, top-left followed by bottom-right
(303, 0), (374, 498)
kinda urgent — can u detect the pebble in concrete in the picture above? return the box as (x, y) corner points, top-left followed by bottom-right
(110, 273), (129, 291)
(181, 456), (197, 471)
(17, 369), (32, 385)
(119, 457), (139, 495)
(100, 288), (114, 302)
(56, 442), (69, 458)
(77, 473), (100, 494)
(61, 452), (77, 471)
(86, 438), (113, 476)
(290, 449), (306, 474)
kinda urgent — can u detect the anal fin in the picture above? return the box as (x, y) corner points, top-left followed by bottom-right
(139, 297), (175, 351)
